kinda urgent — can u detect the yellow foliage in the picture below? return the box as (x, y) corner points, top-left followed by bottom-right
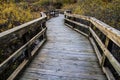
(74, 6), (84, 15)
(62, 3), (77, 11)
(0, 2), (33, 32)
(67, 0), (120, 29)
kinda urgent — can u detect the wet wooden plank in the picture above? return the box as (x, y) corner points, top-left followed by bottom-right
(19, 14), (106, 80)
(28, 63), (104, 75)
(35, 53), (98, 62)
(20, 73), (103, 80)
(21, 68), (106, 80)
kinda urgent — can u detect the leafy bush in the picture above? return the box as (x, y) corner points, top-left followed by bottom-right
(0, 2), (32, 32)
(62, 3), (77, 11)
(73, 0), (120, 30)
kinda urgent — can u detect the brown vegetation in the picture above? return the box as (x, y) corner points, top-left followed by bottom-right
(63, 0), (120, 30)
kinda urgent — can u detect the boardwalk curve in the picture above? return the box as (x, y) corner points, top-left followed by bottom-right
(19, 14), (106, 80)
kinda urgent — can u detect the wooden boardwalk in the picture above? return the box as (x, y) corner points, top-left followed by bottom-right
(19, 14), (106, 80)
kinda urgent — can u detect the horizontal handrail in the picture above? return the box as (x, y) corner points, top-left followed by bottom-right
(65, 18), (89, 28)
(90, 17), (120, 47)
(0, 12), (46, 39)
(65, 13), (90, 21)
(64, 11), (120, 80)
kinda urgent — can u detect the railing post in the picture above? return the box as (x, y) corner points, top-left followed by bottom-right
(89, 23), (95, 37)
(101, 37), (114, 67)
(88, 25), (91, 37)
(73, 17), (76, 28)
(22, 33), (31, 59)
(64, 13), (68, 19)
(24, 47), (31, 59)
(101, 37), (109, 66)
(43, 22), (47, 39)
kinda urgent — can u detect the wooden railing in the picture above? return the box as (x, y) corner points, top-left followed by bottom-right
(44, 10), (59, 19)
(64, 11), (120, 80)
(0, 10), (59, 80)
(0, 12), (48, 80)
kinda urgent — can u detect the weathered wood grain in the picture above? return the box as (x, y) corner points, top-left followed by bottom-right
(19, 14), (106, 80)
(90, 17), (120, 47)
(22, 68), (106, 80)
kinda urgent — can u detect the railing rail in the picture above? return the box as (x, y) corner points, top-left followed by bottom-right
(0, 12), (47, 80)
(64, 11), (120, 80)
